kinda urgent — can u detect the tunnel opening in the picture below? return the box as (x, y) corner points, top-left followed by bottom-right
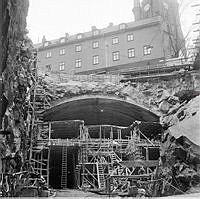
(49, 146), (62, 189)
(43, 96), (161, 191)
(49, 145), (79, 189)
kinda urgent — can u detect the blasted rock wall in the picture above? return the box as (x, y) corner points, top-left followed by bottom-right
(0, 0), (34, 164)
(42, 72), (200, 115)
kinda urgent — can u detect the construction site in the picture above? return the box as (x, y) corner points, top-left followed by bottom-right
(1, 0), (200, 197)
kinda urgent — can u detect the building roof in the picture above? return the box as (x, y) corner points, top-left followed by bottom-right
(34, 16), (162, 50)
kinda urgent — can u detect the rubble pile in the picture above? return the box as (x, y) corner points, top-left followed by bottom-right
(39, 74), (126, 102)
(40, 72), (200, 113)
(157, 92), (200, 196)
(121, 73), (200, 114)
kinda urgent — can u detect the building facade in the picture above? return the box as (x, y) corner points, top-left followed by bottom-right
(35, 0), (185, 75)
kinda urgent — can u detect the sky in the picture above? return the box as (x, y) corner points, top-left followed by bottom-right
(27, 0), (200, 46)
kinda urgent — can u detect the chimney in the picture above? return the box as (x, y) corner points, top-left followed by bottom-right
(65, 33), (69, 39)
(108, 22), (113, 27)
(42, 35), (46, 43)
(91, 26), (97, 30)
(132, 0), (141, 21)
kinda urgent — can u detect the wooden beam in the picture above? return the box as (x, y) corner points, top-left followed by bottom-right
(111, 174), (150, 178)
(120, 160), (159, 168)
(31, 158), (46, 166)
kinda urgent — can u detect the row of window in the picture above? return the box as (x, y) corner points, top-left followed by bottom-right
(55, 23), (128, 45)
(46, 45), (152, 59)
(46, 34), (135, 58)
(45, 46), (152, 71)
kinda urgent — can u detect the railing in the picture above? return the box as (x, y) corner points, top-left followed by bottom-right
(42, 58), (193, 84)
(122, 62), (192, 75)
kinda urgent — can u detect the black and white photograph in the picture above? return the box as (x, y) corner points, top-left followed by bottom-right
(0, 0), (200, 197)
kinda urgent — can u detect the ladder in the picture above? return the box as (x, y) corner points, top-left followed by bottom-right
(61, 146), (68, 189)
(96, 163), (105, 189)
(110, 151), (122, 163)
(31, 148), (50, 186)
(81, 147), (88, 163)
(108, 164), (113, 175)
(134, 146), (144, 160)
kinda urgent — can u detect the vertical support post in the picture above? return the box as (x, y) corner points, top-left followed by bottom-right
(32, 152), (35, 171)
(93, 164), (95, 187)
(99, 125), (101, 140)
(36, 153), (38, 173)
(146, 147), (149, 161)
(48, 122), (51, 143)
(146, 147), (149, 175)
(110, 126), (113, 140)
(79, 124), (83, 139)
(40, 152), (43, 176)
(82, 163), (85, 188)
(47, 146), (50, 186)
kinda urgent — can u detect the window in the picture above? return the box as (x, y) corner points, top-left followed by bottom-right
(60, 38), (65, 43)
(77, 33), (83, 39)
(93, 55), (99, 65)
(143, 45), (152, 55)
(46, 51), (51, 58)
(128, 48), (135, 58)
(112, 51), (120, 61)
(119, 23), (126, 30)
(59, 62), (65, 71)
(75, 59), (82, 68)
(45, 64), (52, 71)
(75, 45), (82, 52)
(127, 34), (134, 41)
(92, 41), (99, 49)
(93, 30), (100, 36)
(112, 37), (119, 44)
(59, 49), (65, 55)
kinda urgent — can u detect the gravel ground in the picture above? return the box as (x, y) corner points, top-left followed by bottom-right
(54, 188), (200, 198)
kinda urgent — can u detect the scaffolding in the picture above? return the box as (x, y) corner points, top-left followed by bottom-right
(30, 83), (51, 185)
(76, 125), (160, 194)
(28, 64), (51, 186)
(45, 122), (161, 195)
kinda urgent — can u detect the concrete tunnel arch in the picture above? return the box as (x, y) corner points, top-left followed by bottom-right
(44, 95), (160, 189)
(43, 95), (159, 126)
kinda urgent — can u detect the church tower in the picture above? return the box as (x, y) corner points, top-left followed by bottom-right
(132, 0), (141, 21)
(132, 0), (186, 57)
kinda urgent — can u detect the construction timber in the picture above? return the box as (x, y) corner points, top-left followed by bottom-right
(38, 121), (161, 195)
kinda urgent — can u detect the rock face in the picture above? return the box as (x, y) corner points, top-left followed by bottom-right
(41, 72), (200, 114)
(1, 0), (33, 156)
(157, 92), (200, 196)
(0, 0), (39, 196)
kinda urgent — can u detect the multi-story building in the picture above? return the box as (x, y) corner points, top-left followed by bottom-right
(35, 0), (185, 75)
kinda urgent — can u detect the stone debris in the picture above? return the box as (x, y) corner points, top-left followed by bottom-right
(38, 72), (200, 197)
(156, 91), (200, 196)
